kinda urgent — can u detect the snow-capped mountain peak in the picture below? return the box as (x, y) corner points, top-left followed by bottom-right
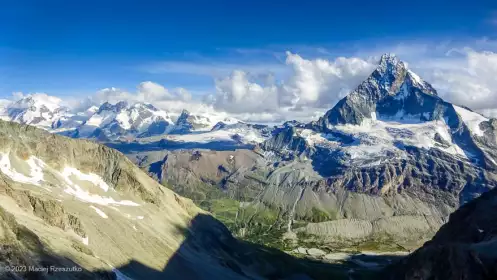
(73, 101), (174, 140)
(97, 101), (129, 113)
(266, 54), (497, 174)
(319, 54), (441, 127)
(171, 109), (240, 134)
(0, 94), (70, 129)
(376, 53), (404, 75)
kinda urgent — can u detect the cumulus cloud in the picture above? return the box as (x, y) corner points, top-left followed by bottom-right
(212, 70), (279, 114)
(280, 52), (375, 108)
(137, 81), (173, 100)
(209, 52), (375, 120)
(68, 82), (197, 116)
(9, 42), (497, 123)
(411, 49), (497, 116)
(9, 92), (64, 110)
(207, 48), (497, 121)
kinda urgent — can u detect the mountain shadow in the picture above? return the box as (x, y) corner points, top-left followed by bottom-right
(106, 213), (376, 280)
(1, 208), (393, 279)
(105, 140), (254, 154)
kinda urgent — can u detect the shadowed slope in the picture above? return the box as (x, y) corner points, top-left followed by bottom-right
(385, 186), (497, 279)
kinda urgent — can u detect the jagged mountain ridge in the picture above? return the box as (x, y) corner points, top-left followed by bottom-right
(70, 101), (175, 141)
(319, 54), (439, 127)
(0, 96), (270, 144)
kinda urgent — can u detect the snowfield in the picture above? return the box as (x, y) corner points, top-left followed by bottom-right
(89, 205), (109, 218)
(453, 105), (488, 137)
(0, 152), (46, 186)
(296, 115), (471, 166)
(0, 150), (140, 207)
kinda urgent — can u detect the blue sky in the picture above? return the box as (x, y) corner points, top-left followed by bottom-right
(1, 0), (496, 100)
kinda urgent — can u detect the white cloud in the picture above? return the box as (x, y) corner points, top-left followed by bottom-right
(137, 81), (173, 100)
(280, 52), (375, 108)
(9, 92), (63, 111)
(208, 52), (375, 120)
(67, 82), (197, 116)
(207, 46), (497, 121)
(410, 49), (497, 115)
(212, 70), (279, 114)
(9, 40), (497, 123)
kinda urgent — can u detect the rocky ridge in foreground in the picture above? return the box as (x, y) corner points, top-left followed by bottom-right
(387, 184), (497, 279)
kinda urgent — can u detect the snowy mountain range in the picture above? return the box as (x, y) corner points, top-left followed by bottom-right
(2, 54), (495, 167)
(0, 95), (274, 144)
(120, 53), (497, 254)
(0, 94), (71, 129)
(2, 54), (495, 169)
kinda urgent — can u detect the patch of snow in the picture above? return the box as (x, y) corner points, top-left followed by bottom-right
(453, 105), (488, 137)
(115, 111), (131, 130)
(331, 118), (469, 165)
(108, 206), (120, 212)
(63, 186), (139, 206)
(26, 156), (45, 182)
(61, 167), (139, 206)
(323, 252), (351, 261)
(85, 106), (99, 115)
(408, 69), (423, 85)
(136, 216), (144, 220)
(298, 129), (339, 148)
(62, 167), (110, 192)
(89, 205), (108, 218)
(82, 236), (89, 245)
(0, 152), (45, 186)
(85, 114), (105, 127)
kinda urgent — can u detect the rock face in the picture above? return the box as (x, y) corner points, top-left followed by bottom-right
(128, 54), (497, 251)
(0, 120), (341, 280)
(320, 54), (438, 127)
(387, 186), (497, 279)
